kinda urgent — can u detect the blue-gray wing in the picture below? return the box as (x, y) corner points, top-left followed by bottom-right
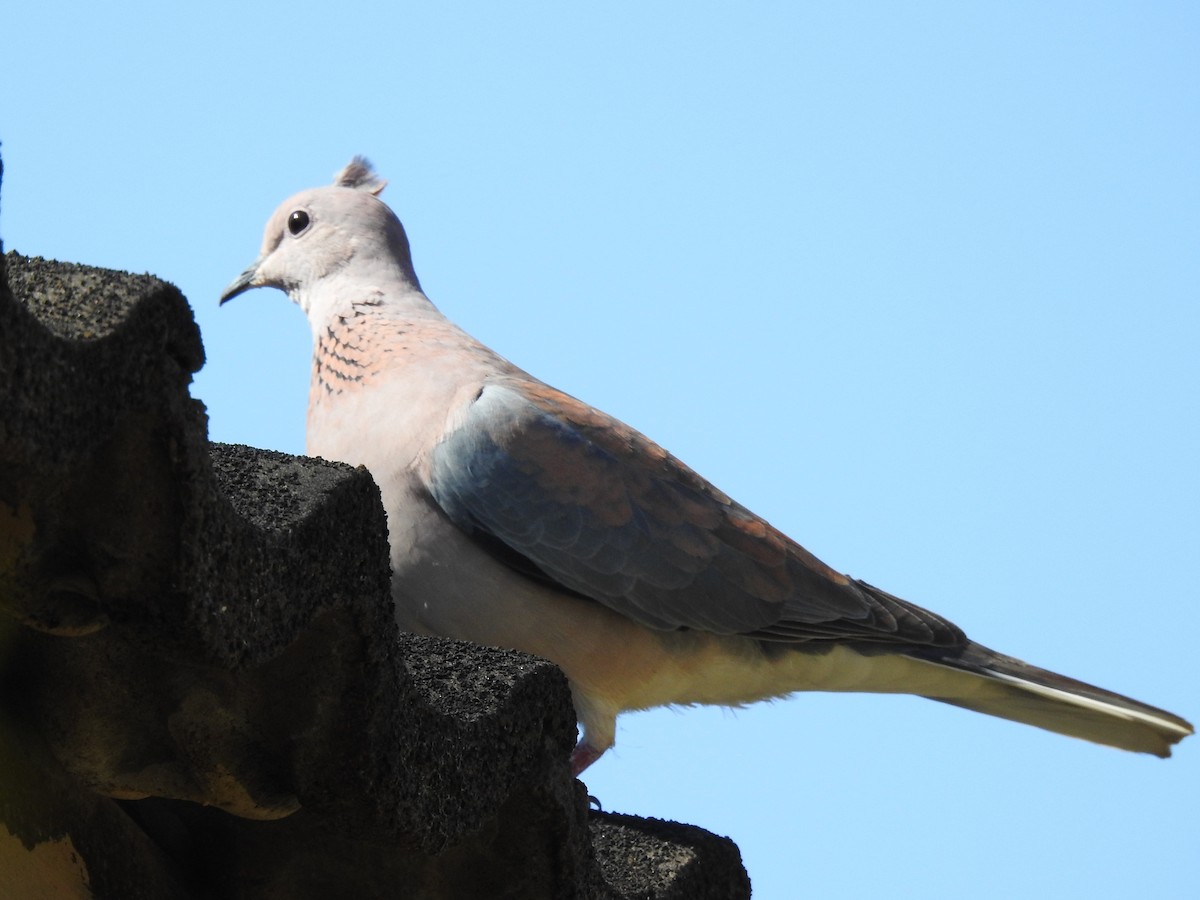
(427, 377), (963, 646)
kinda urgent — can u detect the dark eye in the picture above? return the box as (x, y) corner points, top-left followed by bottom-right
(287, 210), (311, 235)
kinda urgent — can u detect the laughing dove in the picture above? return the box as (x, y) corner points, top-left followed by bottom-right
(222, 157), (1192, 774)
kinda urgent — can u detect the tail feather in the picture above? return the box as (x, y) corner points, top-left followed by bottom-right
(913, 642), (1193, 758)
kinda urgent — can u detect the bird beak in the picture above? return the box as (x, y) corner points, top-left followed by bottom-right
(219, 259), (263, 305)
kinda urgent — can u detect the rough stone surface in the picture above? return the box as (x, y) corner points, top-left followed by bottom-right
(0, 150), (749, 899)
(591, 814), (754, 900)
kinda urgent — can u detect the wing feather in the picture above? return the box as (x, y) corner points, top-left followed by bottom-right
(428, 377), (964, 647)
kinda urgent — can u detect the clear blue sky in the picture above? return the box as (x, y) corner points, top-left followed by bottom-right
(4, 3), (1197, 897)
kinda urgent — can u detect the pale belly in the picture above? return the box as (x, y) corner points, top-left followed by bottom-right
(383, 490), (954, 751)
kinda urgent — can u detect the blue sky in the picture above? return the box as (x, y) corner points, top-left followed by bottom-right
(4, 3), (1197, 897)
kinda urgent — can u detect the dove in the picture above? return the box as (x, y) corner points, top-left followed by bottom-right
(221, 157), (1192, 774)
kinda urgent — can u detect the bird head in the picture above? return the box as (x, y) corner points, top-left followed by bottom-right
(220, 156), (420, 313)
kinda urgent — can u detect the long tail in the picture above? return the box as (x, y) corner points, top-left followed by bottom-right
(909, 642), (1193, 757)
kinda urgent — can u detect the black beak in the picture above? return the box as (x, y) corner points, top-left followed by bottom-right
(219, 261), (262, 305)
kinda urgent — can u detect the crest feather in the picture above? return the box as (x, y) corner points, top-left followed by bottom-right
(333, 156), (387, 196)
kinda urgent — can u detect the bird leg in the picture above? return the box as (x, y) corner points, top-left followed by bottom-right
(569, 741), (604, 776)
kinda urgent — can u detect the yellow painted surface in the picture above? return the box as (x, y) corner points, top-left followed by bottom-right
(0, 826), (92, 900)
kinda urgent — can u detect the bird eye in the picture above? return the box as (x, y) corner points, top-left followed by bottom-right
(288, 210), (311, 236)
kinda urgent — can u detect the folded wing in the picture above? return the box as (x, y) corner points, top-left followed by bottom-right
(429, 378), (964, 648)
